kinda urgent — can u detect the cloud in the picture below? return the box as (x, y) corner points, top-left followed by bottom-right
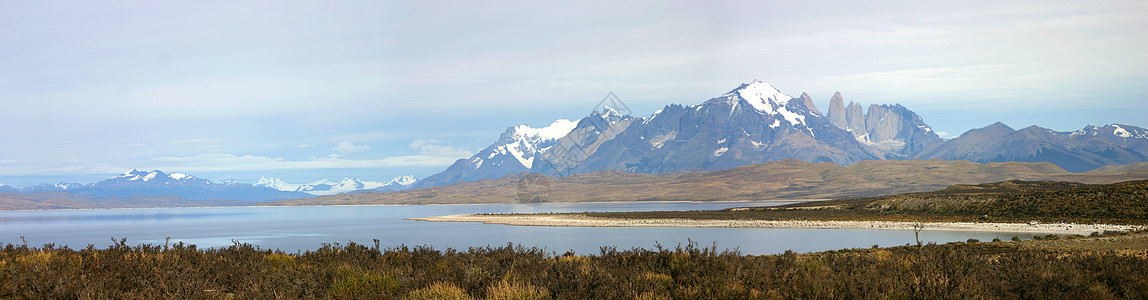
(172, 139), (219, 145)
(134, 140), (470, 172)
(409, 139), (472, 158)
(332, 141), (370, 155)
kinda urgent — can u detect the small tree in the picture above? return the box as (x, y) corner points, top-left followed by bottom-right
(912, 221), (925, 247)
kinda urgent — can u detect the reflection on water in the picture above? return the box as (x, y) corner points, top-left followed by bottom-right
(0, 202), (1039, 255)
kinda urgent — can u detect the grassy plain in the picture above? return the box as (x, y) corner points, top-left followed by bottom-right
(581, 179), (1148, 225)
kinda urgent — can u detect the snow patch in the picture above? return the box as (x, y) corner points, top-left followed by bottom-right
(721, 80), (807, 127)
(497, 119), (578, 169)
(713, 147), (729, 157)
(1114, 125), (1132, 138)
(505, 144), (534, 168)
(510, 119), (578, 141)
(727, 80), (792, 113)
(648, 131), (677, 149)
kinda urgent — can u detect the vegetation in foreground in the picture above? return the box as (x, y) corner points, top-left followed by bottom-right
(584, 179), (1148, 225)
(2, 231), (1148, 299)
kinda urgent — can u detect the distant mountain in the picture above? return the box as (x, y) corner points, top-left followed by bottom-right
(20, 182), (87, 192)
(825, 92), (943, 156)
(409, 80), (1148, 188)
(559, 80), (882, 174)
(415, 80), (895, 188)
(255, 175), (418, 195)
(411, 119), (577, 188)
(913, 123), (1148, 172)
(14, 170), (312, 201)
(1073, 124), (1148, 158)
(533, 107), (636, 175)
(0, 184), (16, 193)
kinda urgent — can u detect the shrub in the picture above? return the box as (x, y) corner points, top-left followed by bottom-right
(407, 282), (473, 300)
(329, 271), (401, 299)
(484, 280), (549, 300)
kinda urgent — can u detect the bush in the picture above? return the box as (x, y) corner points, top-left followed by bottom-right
(484, 281), (549, 300)
(3, 239), (1148, 299)
(329, 271), (401, 299)
(407, 282), (473, 300)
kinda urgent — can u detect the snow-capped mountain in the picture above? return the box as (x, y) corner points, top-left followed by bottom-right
(533, 107), (636, 176)
(413, 79), (1148, 188)
(93, 169), (211, 187)
(1072, 124), (1148, 158)
(21, 182), (88, 192)
(13, 170), (312, 201)
(255, 175), (418, 195)
(0, 184), (16, 193)
(416, 80), (885, 188)
(411, 119), (577, 188)
(559, 80), (881, 174)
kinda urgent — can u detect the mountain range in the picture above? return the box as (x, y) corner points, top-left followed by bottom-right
(255, 175), (418, 196)
(913, 123), (1148, 172)
(10, 170), (312, 201)
(414, 80), (1148, 188)
(5, 79), (1146, 209)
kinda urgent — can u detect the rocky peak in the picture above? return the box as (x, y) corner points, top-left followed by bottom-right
(827, 92), (847, 129)
(714, 80), (794, 114)
(799, 92), (821, 116)
(980, 122), (1016, 134)
(823, 93), (942, 156)
(844, 101), (865, 133)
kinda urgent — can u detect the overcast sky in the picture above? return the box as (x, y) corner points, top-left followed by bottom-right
(1, 0), (1145, 187)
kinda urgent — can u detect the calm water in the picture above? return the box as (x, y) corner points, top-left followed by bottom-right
(0, 202), (1040, 255)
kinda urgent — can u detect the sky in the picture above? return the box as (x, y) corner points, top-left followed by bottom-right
(1, 0), (1146, 187)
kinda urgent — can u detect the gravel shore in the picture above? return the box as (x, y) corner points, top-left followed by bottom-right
(410, 214), (1145, 235)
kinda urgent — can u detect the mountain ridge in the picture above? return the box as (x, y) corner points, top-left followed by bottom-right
(255, 175), (418, 196)
(412, 81), (1147, 188)
(7, 170), (311, 201)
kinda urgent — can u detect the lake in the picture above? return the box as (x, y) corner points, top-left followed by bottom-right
(0, 202), (1040, 255)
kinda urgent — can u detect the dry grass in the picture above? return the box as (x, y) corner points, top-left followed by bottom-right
(583, 179), (1148, 225)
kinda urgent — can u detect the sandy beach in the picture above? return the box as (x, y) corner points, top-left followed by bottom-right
(411, 214), (1146, 235)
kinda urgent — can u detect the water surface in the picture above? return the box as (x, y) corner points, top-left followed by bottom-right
(0, 202), (1039, 255)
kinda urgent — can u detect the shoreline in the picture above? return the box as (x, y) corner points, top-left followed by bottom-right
(410, 214), (1147, 235)
(1, 199), (814, 213)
